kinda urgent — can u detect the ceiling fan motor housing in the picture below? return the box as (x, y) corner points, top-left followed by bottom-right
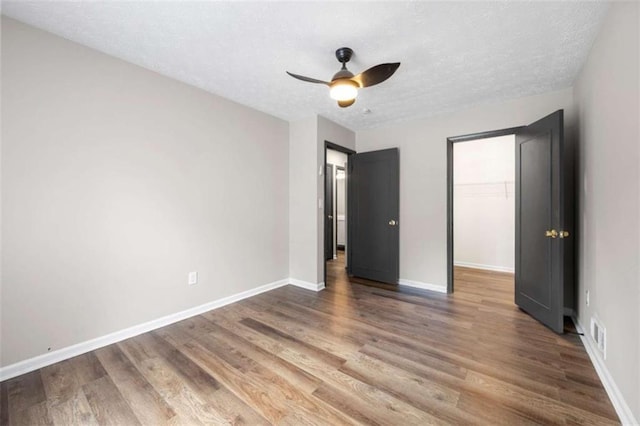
(333, 47), (355, 81)
(335, 47), (354, 64)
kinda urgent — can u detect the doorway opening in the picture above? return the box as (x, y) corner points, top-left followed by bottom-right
(451, 134), (516, 300)
(324, 142), (355, 287)
(447, 126), (523, 294)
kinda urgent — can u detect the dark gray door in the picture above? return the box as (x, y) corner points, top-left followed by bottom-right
(348, 148), (399, 284)
(515, 110), (565, 333)
(325, 164), (334, 261)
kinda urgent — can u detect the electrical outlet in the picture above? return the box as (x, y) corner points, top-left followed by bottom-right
(188, 271), (198, 286)
(586, 290), (590, 307)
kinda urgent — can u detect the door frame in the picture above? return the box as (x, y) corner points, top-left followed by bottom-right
(324, 141), (356, 286)
(325, 163), (334, 262)
(335, 165), (346, 251)
(446, 126), (524, 293)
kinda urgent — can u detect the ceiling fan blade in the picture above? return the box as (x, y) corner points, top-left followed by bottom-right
(286, 71), (330, 86)
(338, 99), (356, 108)
(352, 63), (401, 88)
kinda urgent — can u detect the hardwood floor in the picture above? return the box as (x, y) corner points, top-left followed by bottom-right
(1, 252), (619, 425)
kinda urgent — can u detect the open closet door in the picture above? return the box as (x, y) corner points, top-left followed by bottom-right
(348, 148), (399, 284)
(515, 110), (567, 333)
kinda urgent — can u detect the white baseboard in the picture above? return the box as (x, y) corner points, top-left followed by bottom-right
(572, 317), (637, 425)
(0, 278), (291, 382)
(289, 278), (325, 292)
(398, 278), (447, 293)
(454, 261), (514, 273)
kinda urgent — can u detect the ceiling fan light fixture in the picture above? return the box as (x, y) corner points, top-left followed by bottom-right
(329, 79), (358, 101)
(286, 47), (400, 109)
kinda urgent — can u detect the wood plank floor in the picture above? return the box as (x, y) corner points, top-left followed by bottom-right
(1, 252), (619, 425)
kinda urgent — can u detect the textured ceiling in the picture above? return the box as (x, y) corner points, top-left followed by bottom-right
(1, 1), (609, 131)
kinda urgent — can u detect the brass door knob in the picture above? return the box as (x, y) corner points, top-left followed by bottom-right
(545, 229), (558, 238)
(388, 220), (397, 226)
(559, 231), (570, 238)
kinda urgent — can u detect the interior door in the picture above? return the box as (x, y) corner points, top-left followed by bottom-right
(325, 163), (334, 261)
(515, 110), (565, 333)
(348, 148), (399, 284)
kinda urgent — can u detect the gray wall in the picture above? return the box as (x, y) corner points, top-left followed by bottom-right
(1, 18), (289, 366)
(356, 88), (576, 289)
(574, 2), (639, 420)
(289, 116), (318, 285)
(289, 116), (354, 286)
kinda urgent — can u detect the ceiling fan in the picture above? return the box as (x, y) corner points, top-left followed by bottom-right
(286, 47), (400, 108)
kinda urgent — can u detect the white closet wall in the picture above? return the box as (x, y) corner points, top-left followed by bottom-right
(454, 135), (515, 272)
